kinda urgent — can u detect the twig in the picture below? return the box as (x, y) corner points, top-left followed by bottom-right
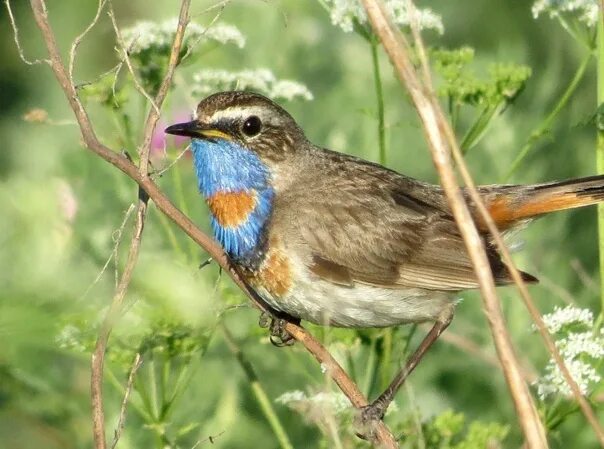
(90, 2), (192, 448)
(26, 1), (399, 448)
(4, 0), (48, 65)
(111, 353), (143, 449)
(107, 2), (160, 118)
(360, 1), (548, 447)
(155, 145), (190, 177)
(69, 0), (107, 80)
(80, 203), (136, 300)
(91, 204), (146, 449)
(190, 431), (225, 449)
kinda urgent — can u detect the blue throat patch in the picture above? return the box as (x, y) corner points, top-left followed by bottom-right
(191, 138), (274, 262)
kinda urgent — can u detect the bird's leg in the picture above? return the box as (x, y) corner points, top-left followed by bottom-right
(359, 309), (454, 427)
(258, 311), (300, 347)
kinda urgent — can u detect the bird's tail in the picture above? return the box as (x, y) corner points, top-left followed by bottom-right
(486, 175), (604, 229)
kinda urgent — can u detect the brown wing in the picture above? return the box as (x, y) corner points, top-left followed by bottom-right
(276, 149), (534, 291)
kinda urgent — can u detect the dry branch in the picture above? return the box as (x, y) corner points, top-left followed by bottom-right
(27, 1), (398, 447)
(360, 1), (549, 447)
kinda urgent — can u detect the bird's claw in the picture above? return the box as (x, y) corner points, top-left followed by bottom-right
(258, 312), (296, 347)
(354, 402), (387, 441)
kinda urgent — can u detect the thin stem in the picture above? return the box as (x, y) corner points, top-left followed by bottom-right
(597, 10), (604, 324)
(380, 329), (393, 390)
(505, 51), (592, 181)
(221, 325), (294, 449)
(371, 37), (387, 165)
(361, 1), (548, 446)
(361, 336), (378, 396)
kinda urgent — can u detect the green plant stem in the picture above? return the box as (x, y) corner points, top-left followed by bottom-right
(370, 36), (395, 393)
(221, 325), (294, 449)
(106, 366), (153, 423)
(361, 336), (378, 396)
(380, 328), (393, 390)
(149, 355), (160, 420)
(597, 17), (604, 323)
(504, 51), (592, 181)
(370, 37), (387, 165)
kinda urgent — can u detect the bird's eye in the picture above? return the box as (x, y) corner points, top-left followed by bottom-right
(241, 115), (262, 137)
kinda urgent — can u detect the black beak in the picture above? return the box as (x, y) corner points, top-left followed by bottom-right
(164, 120), (203, 138)
(165, 120), (232, 140)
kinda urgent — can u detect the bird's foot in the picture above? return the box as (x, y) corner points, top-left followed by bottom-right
(354, 400), (388, 441)
(258, 311), (296, 347)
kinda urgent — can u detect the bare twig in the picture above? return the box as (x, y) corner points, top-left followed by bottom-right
(69, 0), (107, 80)
(155, 145), (190, 177)
(91, 205), (146, 449)
(111, 353), (143, 449)
(360, 1), (548, 447)
(80, 203), (136, 300)
(27, 1), (399, 448)
(5, 0), (48, 65)
(107, 2), (160, 118)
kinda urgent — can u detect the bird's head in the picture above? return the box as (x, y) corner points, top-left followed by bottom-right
(165, 91), (304, 260)
(166, 90), (305, 164)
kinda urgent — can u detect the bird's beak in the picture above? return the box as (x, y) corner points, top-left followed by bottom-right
(164, 120), (231, 140)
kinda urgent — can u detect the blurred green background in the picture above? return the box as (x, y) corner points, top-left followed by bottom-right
(1, 1), (602, 448)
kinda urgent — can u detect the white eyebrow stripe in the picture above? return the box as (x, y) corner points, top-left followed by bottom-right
(208, 106), (271, 123)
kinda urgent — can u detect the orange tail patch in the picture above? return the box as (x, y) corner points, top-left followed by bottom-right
(487, 193), (599, 229)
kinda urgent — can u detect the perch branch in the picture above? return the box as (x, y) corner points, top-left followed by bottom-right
(27, 1), (398, 447)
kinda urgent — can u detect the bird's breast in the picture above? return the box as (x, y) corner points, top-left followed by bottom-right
(242, 241), (293, 300)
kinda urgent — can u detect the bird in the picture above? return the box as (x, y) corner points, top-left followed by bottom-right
(165, 90), (604, 423)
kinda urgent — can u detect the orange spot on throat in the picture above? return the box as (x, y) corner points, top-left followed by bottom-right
(207, 190), (257, 227)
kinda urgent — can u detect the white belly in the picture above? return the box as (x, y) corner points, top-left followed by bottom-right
(256, 258), (456, 328)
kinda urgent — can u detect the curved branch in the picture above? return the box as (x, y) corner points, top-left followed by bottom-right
(27, 1), (398, 447)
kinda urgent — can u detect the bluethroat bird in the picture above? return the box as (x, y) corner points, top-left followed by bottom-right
(166, 91), (604, 423)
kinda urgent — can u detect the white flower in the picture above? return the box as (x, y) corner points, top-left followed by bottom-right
(558, 331), (604, 359)
(269, 80), (314, 101)
(191, 68), (313, 102)
(539, 305), (593, 333)
(326, 0), (444, 34)
(532, 0), (599, 27)
(533, 305), (602, 400)
(120, 19), (245, 55)
(536, 358), (601, 399)
(202, 23), (246, 49)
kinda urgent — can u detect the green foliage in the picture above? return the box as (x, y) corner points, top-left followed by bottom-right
(431, 46), (532, 152)
(1, 1), (603, 448)
(396, 410), (508, 449)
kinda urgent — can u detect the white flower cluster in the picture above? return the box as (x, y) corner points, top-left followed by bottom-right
(533, 306), (603, 400)
(276, 390), (350, 414)
(539, 304), (593, 333)
(120, 19), (245, 55)
(191, 69), (314, 101)
(326, 0), (444, 34)
(532, 0), (599, 27)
